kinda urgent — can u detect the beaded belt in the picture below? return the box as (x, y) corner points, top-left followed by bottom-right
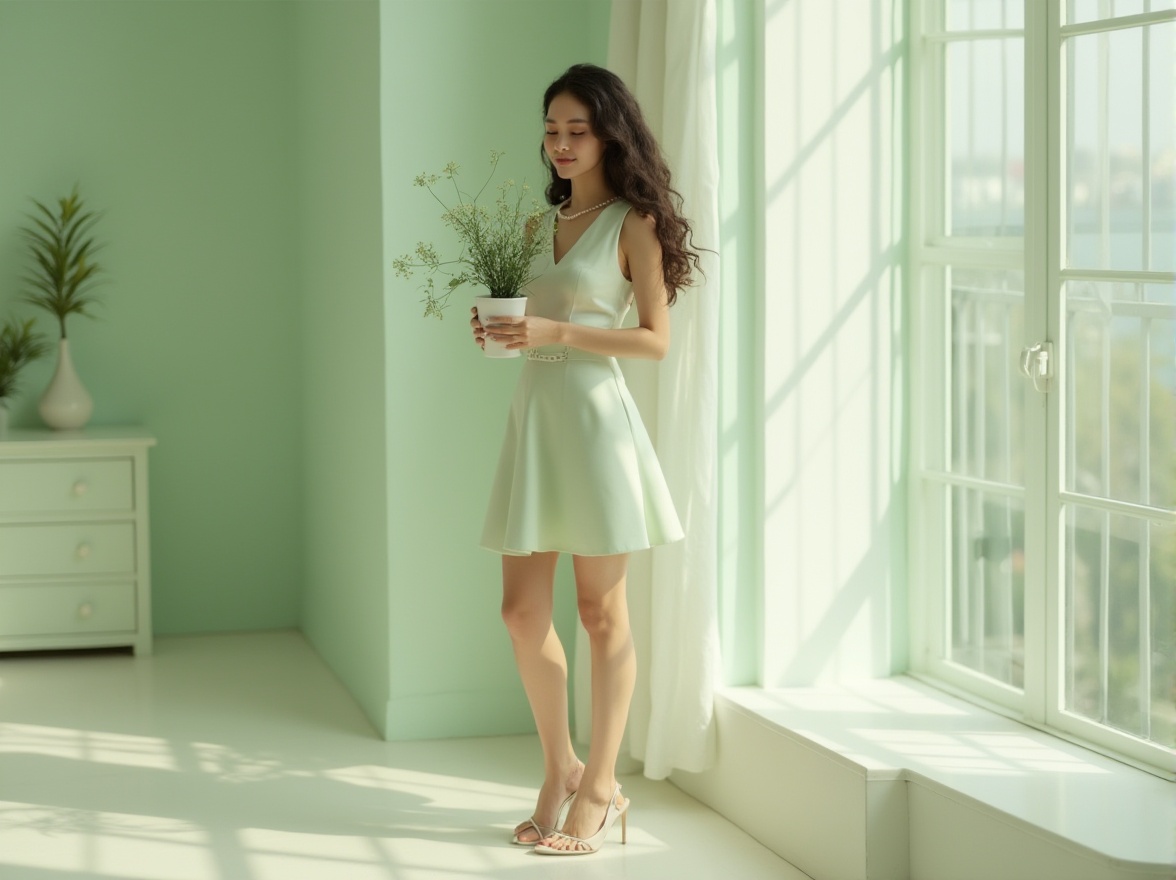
(527, 347), (570, 362)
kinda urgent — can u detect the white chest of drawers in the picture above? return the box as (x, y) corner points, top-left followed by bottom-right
(0, 428), (156, 655)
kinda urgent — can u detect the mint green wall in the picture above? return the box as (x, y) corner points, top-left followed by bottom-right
(0, 1), (303, 635)
(0, 0), (619, 742)
(0, 0), (610, 742)
(295, 1), (391, 737)
(379, 0), (610, 739)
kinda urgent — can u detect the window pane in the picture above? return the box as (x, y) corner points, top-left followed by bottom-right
(947, 39), (1025, 236)
(1145, 282), (1176, 305)
(1068, 0), (1175, 24)
(950, 268), (1025, 485)
(1148, 520), (1176, 749)
(1149, 22), (1174, 272)
(951, 486), (1025, 688)
(1065, 281), (1176, 510)
(1065, 506), (1172, 745)
(947, 0), (1023, 30)
(1147, 319), (1176, 511)
(1066, 27), (1141, 269)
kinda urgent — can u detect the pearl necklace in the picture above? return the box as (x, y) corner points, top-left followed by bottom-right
(557, 196), (619, 221)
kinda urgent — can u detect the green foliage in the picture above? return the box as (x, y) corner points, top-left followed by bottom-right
(393, 151), (550, 319)
(0, 317), (50, 401)
(20, 185), (106, 339)
(1068, 321), (1176, 741)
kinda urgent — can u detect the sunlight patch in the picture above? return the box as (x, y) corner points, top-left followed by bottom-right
(0, 801), (213, 879)
(962, 733), (1109, 774)
(243, 831), (393, 880)
(322, 765), (529, 811)
(191, 741), (290, 783)
(852, 728), (1021, 775)
(0, 722), (177, 770)
(241, 827), (381, 861)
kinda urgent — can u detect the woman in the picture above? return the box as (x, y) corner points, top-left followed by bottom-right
(471, 63), (701, 856)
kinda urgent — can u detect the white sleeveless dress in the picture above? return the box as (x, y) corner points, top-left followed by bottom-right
(480, 200), (684, 556)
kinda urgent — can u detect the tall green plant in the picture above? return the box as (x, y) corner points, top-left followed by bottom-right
(20, 185), (105, 339)
(0, 317), (50, 400)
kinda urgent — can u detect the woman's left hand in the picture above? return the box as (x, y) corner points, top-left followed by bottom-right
(484, 315), (562, 350)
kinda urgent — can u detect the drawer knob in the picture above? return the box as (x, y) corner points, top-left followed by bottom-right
(72, 481), (89, 497)
(76, 544), (93, 560)
(77, 602), (94, 619)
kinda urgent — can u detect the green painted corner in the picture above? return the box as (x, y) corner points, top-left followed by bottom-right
(379, 0), (609, 739)
(295, 0), (391, 738)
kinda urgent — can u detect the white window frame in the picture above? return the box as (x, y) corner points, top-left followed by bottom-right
(908, 0), (1176, 778)
(909, 0), (1034, 716)
(1047, 1), (1176, 774)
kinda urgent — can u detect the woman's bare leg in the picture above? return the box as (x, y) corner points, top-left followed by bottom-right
(540, 552), (634, 852)
(500, 552), (583, 842)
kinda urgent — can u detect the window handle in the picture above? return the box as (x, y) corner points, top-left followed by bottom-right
(1019, 342), (1053, 393)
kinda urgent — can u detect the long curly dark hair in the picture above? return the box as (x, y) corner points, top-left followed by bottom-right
(541, 63), (702, 306)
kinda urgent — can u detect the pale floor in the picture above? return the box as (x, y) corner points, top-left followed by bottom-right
(0, 630), (809, 880)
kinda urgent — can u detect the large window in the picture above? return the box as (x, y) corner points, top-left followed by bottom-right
(911, 0), (1175, 775)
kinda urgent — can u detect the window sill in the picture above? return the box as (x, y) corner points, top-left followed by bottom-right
(720, 676), (1175, 872)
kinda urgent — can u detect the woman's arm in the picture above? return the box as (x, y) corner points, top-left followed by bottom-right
(484, 211), (672, 361)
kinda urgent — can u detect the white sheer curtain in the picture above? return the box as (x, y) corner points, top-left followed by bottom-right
(573, 0), (721, 781)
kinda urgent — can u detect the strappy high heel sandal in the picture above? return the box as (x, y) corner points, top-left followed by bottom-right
(510, 791), (576, 846)
(534, 783), (628, 856)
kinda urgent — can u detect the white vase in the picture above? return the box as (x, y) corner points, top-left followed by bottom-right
(475, 295), (528, 359)
(39, 339), (93, 430)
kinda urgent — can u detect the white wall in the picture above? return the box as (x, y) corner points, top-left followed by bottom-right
(759, 0), (908, 685)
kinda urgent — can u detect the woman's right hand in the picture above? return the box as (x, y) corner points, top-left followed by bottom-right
(470, 306), (486, 349)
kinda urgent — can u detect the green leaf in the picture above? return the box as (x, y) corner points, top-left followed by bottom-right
(18, 186), (105, 332)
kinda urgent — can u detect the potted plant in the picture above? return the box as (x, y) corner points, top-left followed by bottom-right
(20, 185), (105, 428)
(0, 317), (50, 436)
(393, 150), (550, 358)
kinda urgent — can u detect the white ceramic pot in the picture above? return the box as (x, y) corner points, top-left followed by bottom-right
(39, 339), (93, 430)
(475, 295), (528, 359)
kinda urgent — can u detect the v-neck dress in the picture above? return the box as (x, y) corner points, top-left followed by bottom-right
(480, 200), (684, 557)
